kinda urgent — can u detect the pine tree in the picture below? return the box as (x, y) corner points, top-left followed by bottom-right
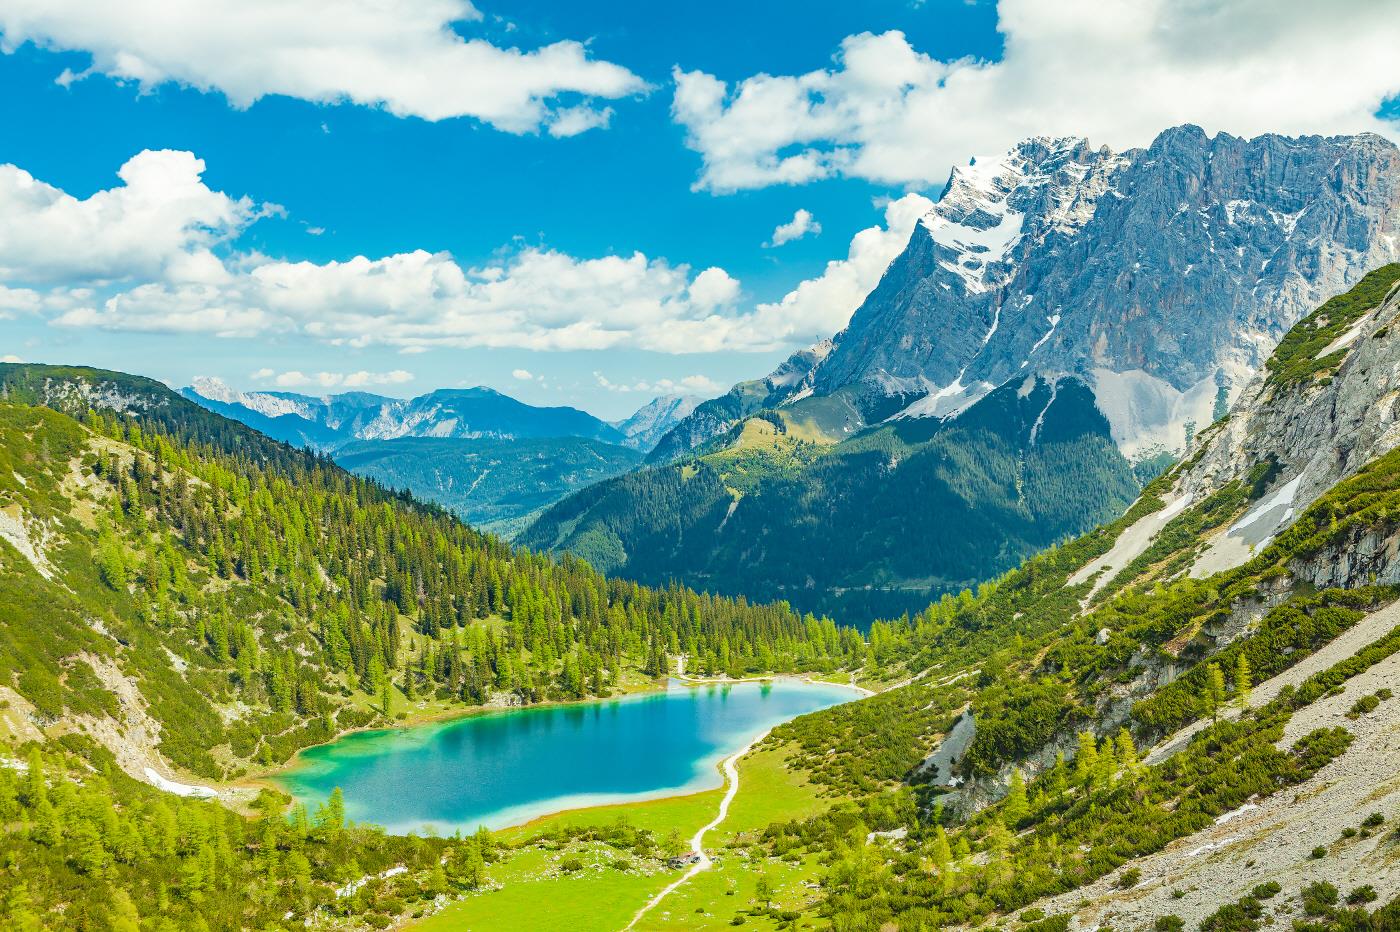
(1074, 731), (1099, 787)
(1002, 768), (1028, 826)
(1206, 662), (1227, 721)
(1234, 653), (1252, 710)
(930, 825), (952, 876)
(1115, 727), (1139, 776)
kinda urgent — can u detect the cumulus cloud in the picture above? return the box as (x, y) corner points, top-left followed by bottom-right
(594, 372), (723, 396)
(744, 193), (931, 344)
(251, 368), (414, 389)
(0, 284), (43, 317)
(766, 209), (821, 247)
(19, 150), (923, 353)
(511, 368), (534, 380)
(1, 354), (23, 363)
(672, 0), (1400, 192)
(0, 149), (263, 284)
(0, 0), (646, 135)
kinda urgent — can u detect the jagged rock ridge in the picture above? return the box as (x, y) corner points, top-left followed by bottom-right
(656, 126), (1400, 463)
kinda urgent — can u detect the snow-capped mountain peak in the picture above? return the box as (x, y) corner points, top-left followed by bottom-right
(808, 125), (1400, 461)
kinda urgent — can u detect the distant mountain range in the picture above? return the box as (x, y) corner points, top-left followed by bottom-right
(182, 378), (697, 535)
(524, 126), (1400, 621)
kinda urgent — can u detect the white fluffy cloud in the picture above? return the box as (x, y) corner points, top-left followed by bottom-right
(673, 0), (1400, 192)
(0, 0), (646, 135)
(0, 284), (42, 317)
(14, 150), (921, 353)
(766, 209), (821, 247)
(594, 372), (723, 396)
(744, 193), (930, 344)
(251, 368), (414, 389)
(511, 368), (534, 381)
(0, 149), (262, 284)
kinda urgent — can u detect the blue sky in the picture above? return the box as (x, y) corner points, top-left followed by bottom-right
(0, 0), (1395, 419)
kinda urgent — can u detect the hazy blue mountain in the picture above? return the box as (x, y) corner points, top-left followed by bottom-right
(613, 394), (702, 451)
(182, 378), (625, 449)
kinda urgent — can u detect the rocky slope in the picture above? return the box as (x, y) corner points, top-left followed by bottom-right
(1175, 265), (1400, 576)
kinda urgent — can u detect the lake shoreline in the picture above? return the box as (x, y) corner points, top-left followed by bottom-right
(249, 671), (871, 791)
(258, 676), (862, 834)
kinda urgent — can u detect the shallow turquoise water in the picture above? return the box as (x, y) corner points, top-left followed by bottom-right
(272, 678), (856, 834)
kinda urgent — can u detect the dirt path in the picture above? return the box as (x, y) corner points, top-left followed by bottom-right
(622, 728), (771, 930)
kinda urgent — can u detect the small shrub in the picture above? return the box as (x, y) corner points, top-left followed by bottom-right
(1302, 881), (1339, 916)
(1311, 845), (1328, 859)
(1118, 868), (1141, 889)
(1251, 882), (1281, 900)
(1347, 885), (1378, 905)
(1153, 916), (1185, 932)
(1348, 694), (1380, 717)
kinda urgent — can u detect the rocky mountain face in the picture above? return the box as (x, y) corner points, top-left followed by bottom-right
(182, 378), (626, 450)
(657, 126), (1400, 464)
(613, 393), (702, 451)
(1174, 264), (1400, 582)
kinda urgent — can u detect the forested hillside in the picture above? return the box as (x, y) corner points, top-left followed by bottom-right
(0, 363), (861, 928)
(523, 374), (1141, 622)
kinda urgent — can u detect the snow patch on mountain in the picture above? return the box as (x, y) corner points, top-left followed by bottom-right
(1089, 368), (1223, 463)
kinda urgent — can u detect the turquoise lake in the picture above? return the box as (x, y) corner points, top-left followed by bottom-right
(272, 678), (857, 834)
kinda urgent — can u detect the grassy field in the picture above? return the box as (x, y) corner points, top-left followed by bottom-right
(413, 844), (677, 932)
(413, 741), (838, 931)
(497, 785), (724, 845)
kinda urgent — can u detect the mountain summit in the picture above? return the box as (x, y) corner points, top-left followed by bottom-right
(662, 126), (1400, 463)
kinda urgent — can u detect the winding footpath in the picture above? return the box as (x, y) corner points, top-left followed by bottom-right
(622, 662), (887, 929)
(622, 727), (772, 931)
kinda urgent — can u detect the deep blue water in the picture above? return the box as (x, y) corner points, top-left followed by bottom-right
(272, 679), (855, 834)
